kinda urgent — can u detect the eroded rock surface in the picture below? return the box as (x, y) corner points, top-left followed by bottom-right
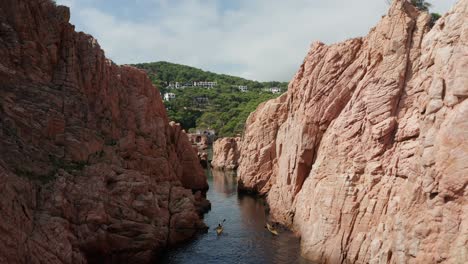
(0, 0), (208, 263)
(238, 0), (467, 263)
(212, 137), (241, 170)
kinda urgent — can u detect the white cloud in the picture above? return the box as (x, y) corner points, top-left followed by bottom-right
(55, 0), (460, 81)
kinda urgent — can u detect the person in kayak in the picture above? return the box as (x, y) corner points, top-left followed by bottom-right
(215, 219), (226, 235)
(265, 222), (279, 236)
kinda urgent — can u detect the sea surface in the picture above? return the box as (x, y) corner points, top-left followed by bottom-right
(160, 168), (314, 264)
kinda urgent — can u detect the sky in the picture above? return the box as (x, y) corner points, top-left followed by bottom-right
(55, 0), (458, 82)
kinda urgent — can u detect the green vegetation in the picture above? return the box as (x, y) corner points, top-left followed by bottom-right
(409, 0), (441, 27)
(430, 12), (441, 27)
(14, 157), (87, 184)
(411, 0), (432, 11)
(14, 168), (55, 184)
(134, 61), (288, 136)
(386, 1), (441, 27)
(50, 156), (88, 173)
(191, 90), (278, 136)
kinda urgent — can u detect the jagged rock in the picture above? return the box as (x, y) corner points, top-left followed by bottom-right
(238, 94), (288, 193)
(238, 0), (468, 263)
(198, 151), (209, 168)
(187, 133), (210, 151)
(211, 137), (241, 170)
(0, 0), (208, 263)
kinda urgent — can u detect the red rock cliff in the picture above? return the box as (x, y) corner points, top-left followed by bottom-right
(238, 0), (467, 263)
(211, 137), (241, 170)
(0, 0), (208, 263)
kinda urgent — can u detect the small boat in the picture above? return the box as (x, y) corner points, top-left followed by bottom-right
(215, 219), (226, 236)
(215, 226), (224, 235)
(266, 223), (279, 236)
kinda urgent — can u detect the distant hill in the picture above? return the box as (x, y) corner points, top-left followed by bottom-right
(133, 61), (287, 92)
(133, 61), (288, 137)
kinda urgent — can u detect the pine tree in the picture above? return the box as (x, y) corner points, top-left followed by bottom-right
(411, 0), (432, 11)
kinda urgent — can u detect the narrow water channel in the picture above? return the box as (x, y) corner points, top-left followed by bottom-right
(161, 168), (314, 264)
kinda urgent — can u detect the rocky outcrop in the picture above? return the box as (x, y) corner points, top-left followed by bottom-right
(238, 94), (288, 192)
(238, 0), (467, 263)
(187, 133), (212, 151)
(212, 137), (241, 170)
(198, 151), (209, 168)
(0, 0), (208, 263)
(187, 133), (211, 168)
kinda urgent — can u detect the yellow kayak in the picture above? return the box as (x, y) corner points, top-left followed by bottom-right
(266, 223), (279, 236)
(215, 219), (226, 235)
(216, 226), (223, 235)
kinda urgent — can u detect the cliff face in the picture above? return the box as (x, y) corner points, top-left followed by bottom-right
(0, 0), (208, 263)
(211, 137), (241, 170)
(238, 0), (467, 263)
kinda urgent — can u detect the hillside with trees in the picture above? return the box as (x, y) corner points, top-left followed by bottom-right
(133, 62), (288, 136)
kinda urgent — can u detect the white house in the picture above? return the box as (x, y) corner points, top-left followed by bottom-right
(167, 82), (186, 89)
(237, 85), (248, 92)
(193, 81), (217, 88)
(268, 87), (282, 94)
(163, 92), (176, 101)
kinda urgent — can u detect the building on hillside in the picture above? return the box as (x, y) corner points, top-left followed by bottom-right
(188, 129), (217, 146)
(166, 82), (183, 89)
(193, 81), (217, 88)
(237, 85), (248, 92)
(193, 96), (209, 106)
(266, 87), (282, 94)
(202, 129), (216, 137)
(196, 129), (216, 138)
(163, 92), (176, 101)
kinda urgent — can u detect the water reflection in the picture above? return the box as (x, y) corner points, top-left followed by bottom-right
(237, 193), (267, 227)
(212, 169), (237, 196)
(160, 168), (314, 264)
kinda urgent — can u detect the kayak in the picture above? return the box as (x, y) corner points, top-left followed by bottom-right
(216, 226), (224, 235)
(266, 223), (279, 236)
(215, 219), (226, 235)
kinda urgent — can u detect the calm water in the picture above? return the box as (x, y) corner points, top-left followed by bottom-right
(160, 168), (314, 264)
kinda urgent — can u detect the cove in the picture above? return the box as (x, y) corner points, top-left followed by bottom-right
(161, 168), (315, 264)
